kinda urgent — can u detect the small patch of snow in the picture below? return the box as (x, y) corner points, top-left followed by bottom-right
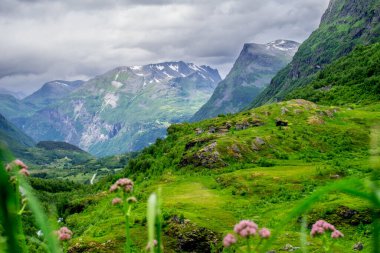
(103, 93), (119, 108)
(163, 71), (173, 78)
(169, 64), (179, 72)
(156, 65), (165, 71)
(130, 65), (142, 70)
(111, 81), (123, 88)
(53, 81), (69, 87)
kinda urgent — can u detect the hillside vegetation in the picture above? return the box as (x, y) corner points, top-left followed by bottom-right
(287, 42), (380, 105)
(48, 100), (380, 252)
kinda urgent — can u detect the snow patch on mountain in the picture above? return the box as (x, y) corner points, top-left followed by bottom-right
(103, 93), (119, 108)
(111, 81), (123, 88)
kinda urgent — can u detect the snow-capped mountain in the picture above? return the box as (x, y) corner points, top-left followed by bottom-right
(191, 40), (300, 121)
(13, 61), (221, 156)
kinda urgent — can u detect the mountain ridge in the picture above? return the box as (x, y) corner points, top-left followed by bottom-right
(191, 40), (299, 121)
(13, 61), (221, 156)
(249, 0), (380, 108)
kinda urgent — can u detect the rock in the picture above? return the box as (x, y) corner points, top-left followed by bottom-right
(276, 119), (288, 127)
(235, 120), (250, 130)
(324, 110), (335, 117)
(330, 174), (340, 179)
(217, 126), (229, 134)
(353, 242), (364, 251)
(263, 111), (271, 116)
(165, 217), (221, 253)
(208, 126), (216, 133)
(281, 106), (289, 115)
(195, 128), (203, 135)
(225, 122), (232, 129)
(229, 144), (241, 158)
(181, 142), (227, 168)
(307, 116), (324, 125)
(252, 137), (266, 151)
(283, 244), (300, 252)
(250, 119), (264, 126)
(255, 137), (265, 146)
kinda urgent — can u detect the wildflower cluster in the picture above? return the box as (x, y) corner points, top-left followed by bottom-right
(109, 178), (136, 205)
(55, 226), (73, 241)
(6, 159), (30, 176)
(223, 220), (271, 251)
(311, 220), (344, 238)
(110, 178), (134, 193)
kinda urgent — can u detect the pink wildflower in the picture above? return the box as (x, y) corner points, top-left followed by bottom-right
(19, 168), (30, 177)
(14, 159), (28, 169)
(110, 178), (134, 193)
(331, 230), (344, 239)
(109, 184), (118, 192)
(233, 220), (258, 238)
(223, 233), (237, 247)
(311, 220), (342, 238)
(112, 197), (122, 205)
(145, 239), (158, 251)
(56, 227), (72, 241)
(259, 228), (271, 238)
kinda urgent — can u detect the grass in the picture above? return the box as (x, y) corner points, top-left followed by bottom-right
(1, 99), (379, 252)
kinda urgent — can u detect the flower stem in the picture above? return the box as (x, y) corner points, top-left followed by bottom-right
(246, 237), (252, 253)
(124, 192), (131, 253)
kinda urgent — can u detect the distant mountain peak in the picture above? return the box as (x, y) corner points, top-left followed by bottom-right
(107, 61), (221, 88)
(265, 40), (300, 52)
(191, 39), (299, 122)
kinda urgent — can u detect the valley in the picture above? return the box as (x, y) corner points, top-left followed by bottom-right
(0, 0), (380, 252)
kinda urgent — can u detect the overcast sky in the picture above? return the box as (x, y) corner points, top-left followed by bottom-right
(0, 0), (330, 96)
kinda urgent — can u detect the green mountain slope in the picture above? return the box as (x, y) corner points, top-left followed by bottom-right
(250, 0), (380, 108)
(286, 42), (380, 105)
(23, 80), (84, 108)
(191, 40), (299, 121)
(59, 100), (380, 252)
(0, 113), (35, 156)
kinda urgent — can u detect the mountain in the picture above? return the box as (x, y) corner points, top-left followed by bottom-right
(250, 0), (380, 108)
(23, 80), (84, 108)
(0, 88), (27, 99)
(191, 40), (299, 121)
(0, 94), (37, 122)
(287, 42), (380, 105)
(17, 61), (221, 156)
(0, 113), (35, 157)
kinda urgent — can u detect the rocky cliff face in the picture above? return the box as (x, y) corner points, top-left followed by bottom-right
(14, 61), (221, 156)
(250, 0), (380, 108)
(191, 40), (299, 121)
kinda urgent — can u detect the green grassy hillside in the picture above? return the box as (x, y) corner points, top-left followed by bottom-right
(0, 113), (35, 157)
(47, 99), (380, 252)
(286, 42), (380, 105)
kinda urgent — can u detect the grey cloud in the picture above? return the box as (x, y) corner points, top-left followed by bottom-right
(0, 0), (329, 94)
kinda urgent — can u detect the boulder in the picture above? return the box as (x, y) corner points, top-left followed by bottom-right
(275, 120), (288, 127)
(353, 242), (364, 251)
(195, 128), (203, 135)
(308, 116), (324, 125)
(281, 106), (289, 115)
